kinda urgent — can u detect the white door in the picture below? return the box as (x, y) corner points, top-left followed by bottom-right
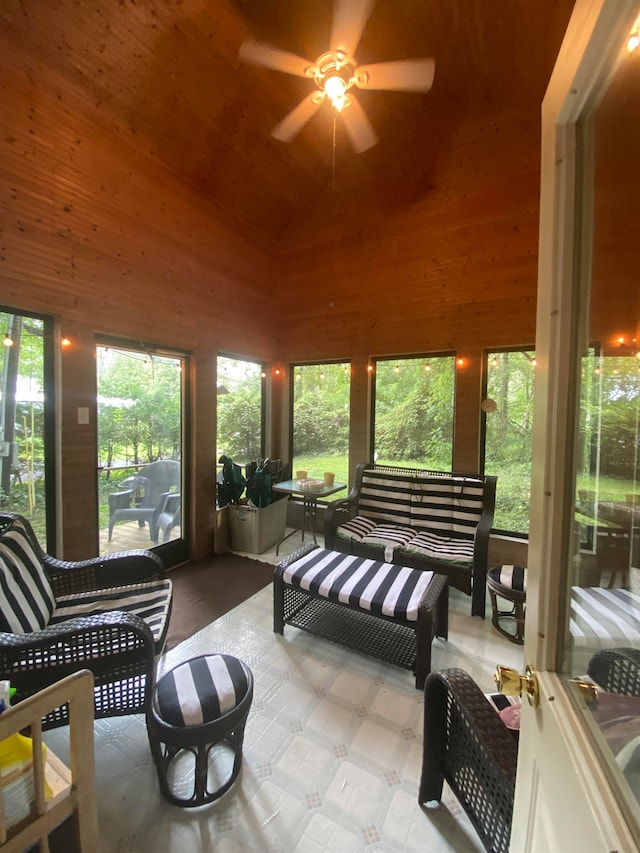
(511, 2), (640, 851)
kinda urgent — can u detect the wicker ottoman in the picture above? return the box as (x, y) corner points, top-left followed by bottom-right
(146, 654), (253, 807)
(274, 544), (448, 689)
(487, 565), (527, 645)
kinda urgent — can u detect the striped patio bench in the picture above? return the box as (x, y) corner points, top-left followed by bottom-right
(324, 463), (496, 618)
(273, 544), (448, 689)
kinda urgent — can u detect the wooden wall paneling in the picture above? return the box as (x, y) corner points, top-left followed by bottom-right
(191, 354), (218, 561)
(1, 56), (283, 559)
(452, 350), (483, 475)
(348, 359), (372, 482)
(58, 325), (99, 560)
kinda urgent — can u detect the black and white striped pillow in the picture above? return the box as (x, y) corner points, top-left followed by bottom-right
(336, 515), (377, 542)
(0, 520), (55, 633)
(154, 654), (251, 727)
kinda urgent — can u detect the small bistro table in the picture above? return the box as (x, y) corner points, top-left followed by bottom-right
(272, 478), (347, 554)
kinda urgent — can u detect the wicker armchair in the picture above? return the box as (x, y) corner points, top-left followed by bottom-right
(588, 647), (640, 697)
(0, 511), (172, 728)
(419, 652), (640, 853)
(418, 668), (518, 853)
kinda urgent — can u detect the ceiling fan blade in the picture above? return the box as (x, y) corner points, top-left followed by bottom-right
(239, 39), (312, 78)
(330, 0), (374, 57)
(272, 93), (325, 143)
(355, 58), (435, 92)
(340, 95), (377, 153)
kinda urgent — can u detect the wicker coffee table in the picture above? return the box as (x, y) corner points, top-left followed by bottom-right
(273, 544), (448, 688)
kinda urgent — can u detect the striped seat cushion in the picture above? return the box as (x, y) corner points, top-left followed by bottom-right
(400, 530), (474, 564)
(410, 475), (485, 538)
(0, 519), (55, 634)
(154, 654), (251, 727)
(358, 471), (414, 526)
(282, 547), (434, 622)
(50, 578), (172, 644)
(570, 587), (640, 659)
(488, 565), (527, 591)
(335, 515), (377, 543)
(359, 525), (416, 562)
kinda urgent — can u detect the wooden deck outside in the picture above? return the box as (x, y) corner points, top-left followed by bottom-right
(99, 520), (179, 555)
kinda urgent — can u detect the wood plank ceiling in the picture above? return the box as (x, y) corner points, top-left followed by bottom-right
(0, 0), (575, 243)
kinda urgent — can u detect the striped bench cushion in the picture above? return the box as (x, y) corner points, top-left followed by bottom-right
(50, 578), (172, 644)
(154, 654), (251, 727)
(336, 515), (377, 543)
(400, 530), (474, 564)
(410, 474), (485, 538)
(0, 519), (55, 634)
(282, 547), (434, 622)
(358, 471), (414, 526)
(359, 524), (416, 562)
(570, 587), (640, 665)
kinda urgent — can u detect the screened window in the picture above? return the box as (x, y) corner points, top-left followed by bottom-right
(372, 355), (455, 469)
(216, 355), (264, 467)
(0, 308), (54, 548)
(292, 362), (350, 495)
(483, 349), (536, 535)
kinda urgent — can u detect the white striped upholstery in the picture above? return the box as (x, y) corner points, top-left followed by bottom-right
(488, 565), (527, 591)
(335, 515), (377, 543)
(358, 471), (415, 526)
(359, 525), (416, 562)
(282, 547), (434, 622)
(401, 530), (474, 564)
(0, 520), (55, 634)
(51, 578), (172, 644)
(568, 587), (640, 676)
(154, 654), (251, 727)
(336, 471), (486, 568)
(410, 474), (485, 537)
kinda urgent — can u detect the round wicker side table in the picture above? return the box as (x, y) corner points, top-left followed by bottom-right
(147, 653), (254, 807)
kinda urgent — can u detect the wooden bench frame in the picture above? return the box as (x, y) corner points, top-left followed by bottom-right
(273, 543), (449, 689)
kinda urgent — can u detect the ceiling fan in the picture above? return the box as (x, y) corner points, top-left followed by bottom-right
(239, 0), (435, 153)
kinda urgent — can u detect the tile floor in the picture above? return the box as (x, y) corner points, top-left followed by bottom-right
(44, 528), (524, 852)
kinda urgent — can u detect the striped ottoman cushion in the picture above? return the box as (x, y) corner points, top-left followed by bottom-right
(282, 547), (433, 622)
(50, 578), (172, 644)
(488, 565), (527, 592)
(154, 654), (251, 727)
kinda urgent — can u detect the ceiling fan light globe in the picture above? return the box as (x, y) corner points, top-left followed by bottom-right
(324, 75), (347, 100)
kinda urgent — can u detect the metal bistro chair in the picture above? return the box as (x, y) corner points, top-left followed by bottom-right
(108, 459), (180, 543)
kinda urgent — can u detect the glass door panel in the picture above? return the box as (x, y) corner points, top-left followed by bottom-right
(562, 21), (640, 826)
(96, 343), (185, 562)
